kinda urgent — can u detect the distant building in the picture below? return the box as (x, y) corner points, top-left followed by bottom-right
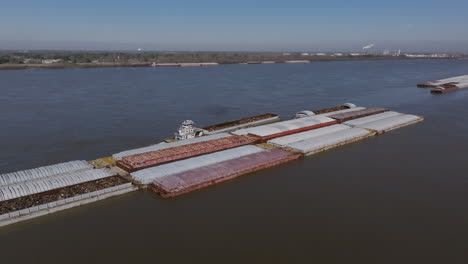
(300, 53), (310, 56)
(41, 59), (62, 64)
(404, 54), (449, 58)
(23, 58), (42, 64)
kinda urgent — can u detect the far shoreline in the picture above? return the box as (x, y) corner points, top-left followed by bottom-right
(0, 56), (463, 71)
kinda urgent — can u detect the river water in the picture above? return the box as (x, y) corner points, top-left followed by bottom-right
(1, 59), (468, 263)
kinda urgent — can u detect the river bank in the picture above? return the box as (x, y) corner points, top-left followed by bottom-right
(0, 55), (459, 70)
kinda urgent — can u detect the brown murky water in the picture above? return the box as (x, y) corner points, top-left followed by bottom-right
(1, 60), (468, 263)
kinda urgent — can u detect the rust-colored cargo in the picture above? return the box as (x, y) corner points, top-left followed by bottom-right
(117, 135), (258, 172)
(150, 148), (301, 198)
(328, 107), (387, 123)
(311, 105), (349, 114)
(202, 113), (279, 134)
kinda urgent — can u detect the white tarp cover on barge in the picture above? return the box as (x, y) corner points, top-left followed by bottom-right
(113, 133), (231, 160)
(268, 124), (374, 155)
(268, 124), (351, 146)
(0, 169), (113, 202)
(0, 160), (114, 202)
(231, 116), (335, 137)
(345, 114), (423, 133)
(131, 145), (264, 184)
(0, 160), (92, 186)
(343, 111), (403, 126)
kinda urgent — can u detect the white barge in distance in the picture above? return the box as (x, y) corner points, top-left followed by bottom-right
(417, 74), (468, 94)
(0, 103), (423, 228)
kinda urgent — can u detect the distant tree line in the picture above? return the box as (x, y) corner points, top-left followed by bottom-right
(0, 51), (464, 65)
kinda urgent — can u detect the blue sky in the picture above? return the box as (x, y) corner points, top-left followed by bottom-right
(1, 0), (468, 52)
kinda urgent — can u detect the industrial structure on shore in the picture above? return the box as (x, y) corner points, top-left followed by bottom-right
(0, 104), (423, 227)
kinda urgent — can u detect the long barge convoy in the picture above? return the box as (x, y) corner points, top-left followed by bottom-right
(418, 74), (468, 94)
(0, 103), (423, 227)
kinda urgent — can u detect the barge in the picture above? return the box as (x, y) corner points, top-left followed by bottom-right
(328, 107), (388, 123)
(150, 148), (300, 197)
(0, 103), (424, 227)
(417, 74), (468, 94)
(113, 133), (230, 160)
(0, 162), (136, 227)
(202, 113), (280, 134)
(130, 146), (265, 184)
(0, 182), (136, 228)
(0, 161), (115, 201)
(232, 116), (338, 141)
(430, 81), (468, 94)
(344, 113), (424, 134)
(295, 103), (359, 118)
(116, 135), (258, 172)
(267, 124), (375, 155)
(417, 75), (468, 88)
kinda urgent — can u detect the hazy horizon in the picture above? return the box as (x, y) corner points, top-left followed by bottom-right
(1, 40), (468, 54)
(2, 0), (468, 53)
